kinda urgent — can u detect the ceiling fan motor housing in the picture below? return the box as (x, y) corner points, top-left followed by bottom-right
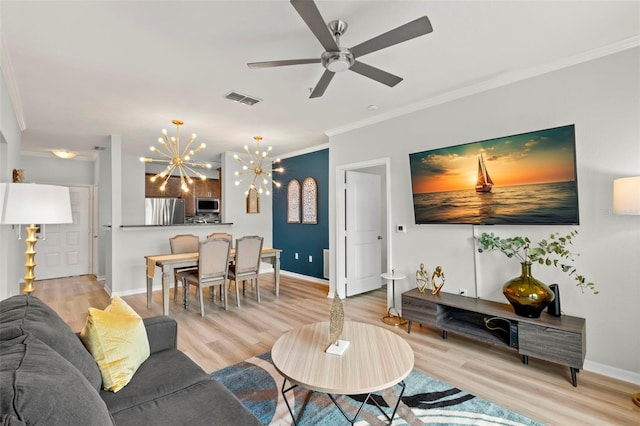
(321, 49), (355, 72)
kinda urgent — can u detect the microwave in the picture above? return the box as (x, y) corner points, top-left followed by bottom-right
(196, 197), (220, 214)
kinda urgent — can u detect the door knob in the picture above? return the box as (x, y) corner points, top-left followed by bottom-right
(377, 236), (383, 240)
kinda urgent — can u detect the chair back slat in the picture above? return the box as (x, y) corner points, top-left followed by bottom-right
(170, 234), (199, 254)
(199, 238), (231, 280)
(235, 236), (264, 275)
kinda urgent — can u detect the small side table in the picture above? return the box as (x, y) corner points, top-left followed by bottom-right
(381, 271), (407, 326)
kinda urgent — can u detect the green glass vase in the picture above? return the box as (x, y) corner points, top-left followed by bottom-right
(503, 262), (555, 318)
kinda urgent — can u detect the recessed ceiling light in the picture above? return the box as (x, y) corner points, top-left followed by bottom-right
(52, 150), (77, 159)
(367, 104), (378, 111)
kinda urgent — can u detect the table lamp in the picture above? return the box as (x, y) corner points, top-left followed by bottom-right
(0, 183), (72, 294)
(612, 176), (640, 407)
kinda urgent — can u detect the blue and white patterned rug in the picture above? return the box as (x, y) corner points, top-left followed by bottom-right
(212, 352), (544, 426)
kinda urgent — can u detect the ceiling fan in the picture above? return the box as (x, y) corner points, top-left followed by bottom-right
(248, 0), (433, 98)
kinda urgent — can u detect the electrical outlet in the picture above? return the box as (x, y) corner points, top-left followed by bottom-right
(309, 255), (313, 262)
(294, 253), (298, 260)
(396, 224), (406, 233)
(459, 288), (468, 296)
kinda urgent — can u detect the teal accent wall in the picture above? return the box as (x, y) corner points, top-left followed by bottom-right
(273, 149), (329, 279)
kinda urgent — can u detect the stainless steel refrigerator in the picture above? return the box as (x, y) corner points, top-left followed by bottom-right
(144, 198), (185, 225)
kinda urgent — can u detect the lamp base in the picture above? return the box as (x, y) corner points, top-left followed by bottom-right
(382, 308), (407, 326)
(23, 223), (39, 294)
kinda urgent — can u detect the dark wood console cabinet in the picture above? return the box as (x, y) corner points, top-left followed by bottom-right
(401, 288), (586, 386)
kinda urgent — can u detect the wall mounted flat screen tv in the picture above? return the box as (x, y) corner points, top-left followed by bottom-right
(409, 124), (579, 225)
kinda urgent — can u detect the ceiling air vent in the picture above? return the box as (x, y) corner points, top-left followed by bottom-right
(224, 91), (261, 106)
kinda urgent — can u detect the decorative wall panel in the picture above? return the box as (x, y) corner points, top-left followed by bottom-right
(302, 177), (317, 224)
(287, 179), (300, 223)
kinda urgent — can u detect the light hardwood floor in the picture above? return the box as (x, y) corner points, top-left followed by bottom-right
(31, 274), (638, 425)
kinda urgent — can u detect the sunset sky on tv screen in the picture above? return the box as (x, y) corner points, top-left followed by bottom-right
(410, 125), (577, 195)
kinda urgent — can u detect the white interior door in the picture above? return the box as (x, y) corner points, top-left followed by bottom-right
(345, 171), (382, 296)
(34, 186), (91, 280)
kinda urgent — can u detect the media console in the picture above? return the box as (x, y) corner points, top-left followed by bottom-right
(401, 288), (586, 386)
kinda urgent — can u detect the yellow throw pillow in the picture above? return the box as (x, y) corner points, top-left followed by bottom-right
(80, 296), (150, 392)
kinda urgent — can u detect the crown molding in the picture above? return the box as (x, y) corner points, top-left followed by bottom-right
(327, 36), (640, 138)
(279, 142), (329, 160)
(0, 38), (26, 131)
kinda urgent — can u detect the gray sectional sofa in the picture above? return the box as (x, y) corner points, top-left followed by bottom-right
(0, 295), (261, 425)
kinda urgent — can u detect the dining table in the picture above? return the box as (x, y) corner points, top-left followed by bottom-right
(145, 247), (282, 315)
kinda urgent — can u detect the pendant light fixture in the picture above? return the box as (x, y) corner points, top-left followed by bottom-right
(233, 136), (283, 196)
(139, 119), (211, 192)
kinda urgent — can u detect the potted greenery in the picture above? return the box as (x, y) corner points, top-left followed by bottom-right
(477, 230), (597, 318)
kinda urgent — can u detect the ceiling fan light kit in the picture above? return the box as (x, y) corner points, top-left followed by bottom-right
(248, 0), (433, 98)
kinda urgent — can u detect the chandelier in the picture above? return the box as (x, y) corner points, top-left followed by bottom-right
(233, 136), (283, 195)
(139, 119), (211, 192)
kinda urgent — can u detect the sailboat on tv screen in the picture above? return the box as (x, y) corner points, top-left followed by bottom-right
(475, 153), (494, 193)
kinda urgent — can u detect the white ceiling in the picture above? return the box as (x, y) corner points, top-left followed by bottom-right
(2, 1), (639, 165)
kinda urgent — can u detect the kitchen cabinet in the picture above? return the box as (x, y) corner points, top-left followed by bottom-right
(145, 174), (221, 217)
(196, 178), (220, 198)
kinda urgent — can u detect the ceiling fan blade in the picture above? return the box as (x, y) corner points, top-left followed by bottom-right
(291, 0), (339, 52)
(350, 16), (433, 58)
(309, 70), (335, 98)
(248, 58), (320, 69)
(350, 61), (403, 87)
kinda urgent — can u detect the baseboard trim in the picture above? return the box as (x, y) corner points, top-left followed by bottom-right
(279, 270), (329, 286)
(113, 269), (329, 298)
(584, 360), (640, 386)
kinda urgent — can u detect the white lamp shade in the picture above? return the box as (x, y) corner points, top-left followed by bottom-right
(0, 183), (73, 224)
(613, 176), (640, 215)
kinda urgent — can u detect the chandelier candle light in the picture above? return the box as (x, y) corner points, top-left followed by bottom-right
(139, 119), (211, 192)
(233, 136), (283, 195)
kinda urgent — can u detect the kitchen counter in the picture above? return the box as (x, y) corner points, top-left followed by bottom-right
(119, 222), (233, 230)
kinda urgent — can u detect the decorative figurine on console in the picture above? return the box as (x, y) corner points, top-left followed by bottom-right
(415, 263), (430, 293)
(431, 266), (445, 295)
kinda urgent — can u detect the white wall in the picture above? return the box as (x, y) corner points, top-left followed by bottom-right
(97, 146), (111, 281)
(20, 155), (94, 185)
(121, 154), (145, 225)
(329, 48), (640, 383)
(0, 68), (23, 299)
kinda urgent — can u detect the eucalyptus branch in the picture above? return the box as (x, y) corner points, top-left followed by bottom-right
(477, 231), (598, 294)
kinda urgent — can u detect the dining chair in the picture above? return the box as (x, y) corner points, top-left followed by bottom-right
(181, 237), (232, 316)
(227, 236), (264, 308)
(207, 232), (233, 247)
(169, 234), (199, 302)
(206, 233), (234, 302)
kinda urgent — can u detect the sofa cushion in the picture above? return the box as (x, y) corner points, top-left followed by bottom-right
(0, 414), (25, 425)
(0, 333), (114, 426)
(110, 379), (261, 426)
(101, 347), (210, 413)
(81, 296), (150, 392)
(0, 295), (102, 390)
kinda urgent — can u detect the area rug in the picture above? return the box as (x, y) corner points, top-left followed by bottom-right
(212, 352), (544, 426)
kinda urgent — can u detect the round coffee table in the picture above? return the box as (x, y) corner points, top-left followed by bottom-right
(271, 321), (414, 424)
